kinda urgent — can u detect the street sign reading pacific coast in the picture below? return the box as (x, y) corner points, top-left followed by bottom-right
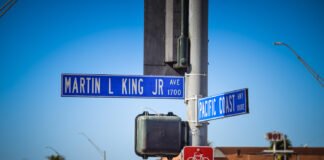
(198, 88), (249, 122)
(61, 74), (184, 99)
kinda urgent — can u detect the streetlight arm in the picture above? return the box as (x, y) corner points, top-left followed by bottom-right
(274, 42), (324, 87)
(0, 0), (17, 17)
(79, 133), (106, 160)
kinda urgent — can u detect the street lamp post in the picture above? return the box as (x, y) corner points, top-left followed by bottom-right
(274, 42), (324, 87)
(79, 132), (106, 160)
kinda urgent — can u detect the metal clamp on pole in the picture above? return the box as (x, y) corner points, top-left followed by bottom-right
(184, 73), (207, 77)
(184, 94), (202, 102)
(184, 73), (206, 104)
(185, 95), (203, 125)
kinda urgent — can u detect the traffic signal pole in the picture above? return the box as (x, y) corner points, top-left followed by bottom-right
(186, 0), (208, 146)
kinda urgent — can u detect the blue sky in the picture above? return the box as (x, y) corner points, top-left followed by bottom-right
(1, 0), (323, 159)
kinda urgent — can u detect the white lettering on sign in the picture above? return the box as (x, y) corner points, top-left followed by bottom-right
(64, 77), (71, 93)
(225, 94), (235, 113)
(152, 79), (163, 95)
(62, 75), (184, 98)
(199, 101), (206, 118)
(80, 77), (85, 93)
(73, 77), (78, 93)
(138, 79), (144, 95)
(237, 92), (243, 100)
(167, 89), (182, 96)
(237, 104), (245, 111)
(199, 94), (238, 119)
(121, 78), (144, 95)
(212, 98), (216, 116)
(168, 79), (181, 96)
(64, 77), (100, 94)
(108, 78), (114, 94)
(199, 98), (217, 119)
(219, 97), (224, 114)
(170, 79), (180, 85)
(219, 94), (236, 115)
(86, 77), (91, 93)
(197, 88), (248, 121)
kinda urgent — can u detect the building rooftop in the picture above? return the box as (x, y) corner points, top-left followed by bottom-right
(216, 147), (324, 156)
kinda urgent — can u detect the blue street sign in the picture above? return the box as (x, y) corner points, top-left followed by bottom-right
(198, 88), (249, 122)
(61, 74), (184, 99)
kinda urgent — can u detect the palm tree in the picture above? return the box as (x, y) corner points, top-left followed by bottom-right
(269, 137), (292, 150)
(269, 135), (292, 160)
(46, 154), (65, 160)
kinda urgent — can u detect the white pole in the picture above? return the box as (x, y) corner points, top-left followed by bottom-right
(284, 135), (287, 160)
(187, 0), (208, 146)
(273, 142), (276, 160)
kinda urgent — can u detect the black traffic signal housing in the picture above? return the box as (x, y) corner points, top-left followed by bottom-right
(135, 111), (188, 159)
(144, 0), (188, 76)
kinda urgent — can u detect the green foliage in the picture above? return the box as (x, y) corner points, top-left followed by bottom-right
(269, 137), (292, 150)
(268, 135), (292, 160)
(46, 154), (65, 160)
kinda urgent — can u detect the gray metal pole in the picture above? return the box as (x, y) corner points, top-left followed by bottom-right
(186, 0), (208, 146)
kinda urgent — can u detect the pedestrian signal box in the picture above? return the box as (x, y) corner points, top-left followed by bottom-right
(135, 111), (187, 159)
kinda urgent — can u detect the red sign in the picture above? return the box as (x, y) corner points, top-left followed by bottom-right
(266, 132), (283, 142)
(182, 146), (213, 160)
